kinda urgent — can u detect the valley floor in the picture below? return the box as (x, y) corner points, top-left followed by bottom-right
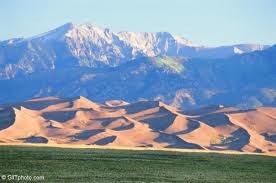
(0, 145), (275, 182)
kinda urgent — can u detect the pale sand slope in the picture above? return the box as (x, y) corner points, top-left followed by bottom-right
(0, 96), (275, 154)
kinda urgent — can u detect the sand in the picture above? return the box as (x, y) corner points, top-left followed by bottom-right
(0, 96), (275, 154)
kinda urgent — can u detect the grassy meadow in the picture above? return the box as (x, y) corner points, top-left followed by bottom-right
(0, 146), (275, 182)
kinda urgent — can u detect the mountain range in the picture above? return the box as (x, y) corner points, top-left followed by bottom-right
(0, 23), (275, 110)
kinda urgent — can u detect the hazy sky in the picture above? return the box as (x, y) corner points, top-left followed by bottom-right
(1, 0), (275, 46)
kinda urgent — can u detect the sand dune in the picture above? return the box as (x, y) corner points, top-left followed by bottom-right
(0, 107), (44, 142)
(0, 96), (275, 154)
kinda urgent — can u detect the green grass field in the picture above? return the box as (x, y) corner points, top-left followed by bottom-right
(0, 146), (275, 183)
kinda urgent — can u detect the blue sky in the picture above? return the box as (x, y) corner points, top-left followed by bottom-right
(0, 0), (275, 46)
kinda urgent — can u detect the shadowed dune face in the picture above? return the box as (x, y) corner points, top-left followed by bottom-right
(141, 113), (177, 131)
(155, 133), (203, 149)
(18, 97), (71, 110)
(19, 136), (49, 144)
(94, 136), (117, 145)
(124, 101), (160, 114)
(180, 105), (225, 116)
(70, 129), (105, 140)
(208, 128), (250, 151)
(42, 110), (77, 123)
(172, 119), (200, 135)
(197, 113), (234, 127)
(0, 107), (16, 130)
(0, 96), (275, 154)
(228, 128), (250, 150)
(263, 133), (276, 143)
